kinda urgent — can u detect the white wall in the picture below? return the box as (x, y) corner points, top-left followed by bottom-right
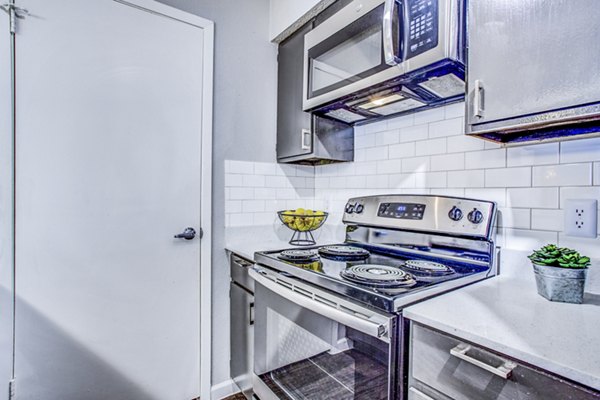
(269, 0), (320, 41)
(226, 102), (600, 259)
(155, 0), (279, 392)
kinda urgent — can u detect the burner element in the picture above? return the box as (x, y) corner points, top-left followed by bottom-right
(318, 245), (370, 261)
(402, 260), (454, 276)
(341, 264), (416, 289)
(277, 249), (319, 263)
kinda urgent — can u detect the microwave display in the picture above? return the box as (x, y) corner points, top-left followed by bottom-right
(378, 202), (426, 220)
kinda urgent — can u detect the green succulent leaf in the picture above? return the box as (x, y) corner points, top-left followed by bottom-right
(529, 244), (590, 269)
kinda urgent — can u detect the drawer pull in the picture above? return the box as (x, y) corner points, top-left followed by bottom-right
(450, 343), (517, 379)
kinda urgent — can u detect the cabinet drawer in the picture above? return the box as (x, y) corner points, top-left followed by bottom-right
(410, 323), (600, 400)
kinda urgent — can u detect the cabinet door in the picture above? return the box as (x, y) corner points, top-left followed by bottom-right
(466, 1), (600, 129)
(277, 23), (313, 160)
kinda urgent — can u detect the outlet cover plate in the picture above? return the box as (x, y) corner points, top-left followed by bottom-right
(564, 199), (598, 238)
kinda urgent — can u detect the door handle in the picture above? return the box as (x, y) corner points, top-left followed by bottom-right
(174, 227), (197, 240)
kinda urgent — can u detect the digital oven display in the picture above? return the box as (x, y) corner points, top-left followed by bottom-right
(377, 202), (426, 220)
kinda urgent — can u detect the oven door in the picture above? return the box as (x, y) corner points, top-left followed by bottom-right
(250, 267), (398, 400)
(303, 0), (404, 112)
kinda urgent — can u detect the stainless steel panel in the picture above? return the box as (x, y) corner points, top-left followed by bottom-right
(466, 0), (600, 127)
(231, 254), (255, 293)
(408, 387), (438, 400)
(230, 282), (254, 399)
(304, 0), (460, 111)
(343, 195), (496, 240)
(250, 267), (392, 341)
(252, 374), (280, 400)
(346, 227), (493, 266)
(230, 254), (255, 399)
(410, 323), (600, 400)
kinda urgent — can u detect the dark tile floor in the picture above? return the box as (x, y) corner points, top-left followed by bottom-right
(261, 348), (388, 400)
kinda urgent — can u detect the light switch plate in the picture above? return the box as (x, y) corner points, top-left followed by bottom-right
(564, 199), (598, 238)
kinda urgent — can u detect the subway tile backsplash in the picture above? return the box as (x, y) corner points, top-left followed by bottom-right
(225, 102), (600, 257)
(224, 160), (315, 227)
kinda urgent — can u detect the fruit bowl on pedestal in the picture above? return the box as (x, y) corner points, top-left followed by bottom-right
(277, 209), (328, 246)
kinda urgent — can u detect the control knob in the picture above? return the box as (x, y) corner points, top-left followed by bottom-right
(355, 204), (364, 214)
(467, 208), (484, 224)
(448, 206), (463, 221)
(345, 203), (355, 214)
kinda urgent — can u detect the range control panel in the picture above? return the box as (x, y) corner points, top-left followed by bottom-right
(406, 0), (439, 59)
(378, 202), (426, 220)
(343, 195), (497, 240)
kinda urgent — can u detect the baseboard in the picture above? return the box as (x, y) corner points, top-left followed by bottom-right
(211, 378), (239, 400)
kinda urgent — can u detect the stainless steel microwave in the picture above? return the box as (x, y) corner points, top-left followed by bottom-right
(303, 0), (465, 124)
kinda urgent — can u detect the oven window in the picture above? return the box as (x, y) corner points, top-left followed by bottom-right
(254, 285), (391, 400)
(307, 4), (395, 100)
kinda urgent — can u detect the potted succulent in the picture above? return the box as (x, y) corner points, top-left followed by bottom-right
(528, 244), (591, 304)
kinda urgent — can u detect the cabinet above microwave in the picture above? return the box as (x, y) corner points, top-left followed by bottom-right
(277, 18), (354, 165)
(466, 0), (600, 145)
(303, 0), (466, 125)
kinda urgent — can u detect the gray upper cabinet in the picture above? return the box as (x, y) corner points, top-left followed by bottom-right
(277, 23), (313, 161)
(276, 13), (354, 165)
(466, 0), (600, 144)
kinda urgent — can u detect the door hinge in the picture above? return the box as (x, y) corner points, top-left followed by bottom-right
(0, 3), (29, 34)
(8, 379), (15, 400)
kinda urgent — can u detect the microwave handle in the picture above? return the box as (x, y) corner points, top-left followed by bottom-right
(383, 0), (403, 66)
(249, 267), (390, 342)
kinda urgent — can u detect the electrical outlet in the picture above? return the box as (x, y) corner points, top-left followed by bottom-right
(564, 199), (598, 238)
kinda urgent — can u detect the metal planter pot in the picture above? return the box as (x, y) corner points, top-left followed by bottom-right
(532, 262), (587, 304)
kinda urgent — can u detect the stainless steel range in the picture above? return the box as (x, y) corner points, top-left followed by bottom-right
(250, 195), (498, 400)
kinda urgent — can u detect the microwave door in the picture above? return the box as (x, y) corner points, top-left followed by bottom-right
(303, 0), (405, 111)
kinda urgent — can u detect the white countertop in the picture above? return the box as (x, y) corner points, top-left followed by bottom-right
(404, 250), (600, 391)
(225, 224), (344, 261)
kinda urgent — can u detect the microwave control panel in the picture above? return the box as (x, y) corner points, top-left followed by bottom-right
(406, 0), (438, 59)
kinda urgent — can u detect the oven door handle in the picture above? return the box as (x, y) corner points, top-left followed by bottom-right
(383, 0), (403, 66)
(249, 268), (390, 342)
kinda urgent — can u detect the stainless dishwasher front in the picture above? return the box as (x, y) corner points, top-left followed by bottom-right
(230, 253), (255, 399)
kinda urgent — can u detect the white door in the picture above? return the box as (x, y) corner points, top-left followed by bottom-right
(12, 1), (211, 399)
(0, 3), (15, 398)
